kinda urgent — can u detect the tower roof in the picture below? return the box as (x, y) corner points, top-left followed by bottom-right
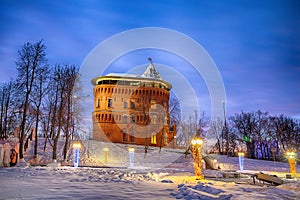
(141, 58), (163, 80)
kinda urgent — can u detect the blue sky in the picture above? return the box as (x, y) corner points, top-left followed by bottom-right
(0, 0), (299, 120)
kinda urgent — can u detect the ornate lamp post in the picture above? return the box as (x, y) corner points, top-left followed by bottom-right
(287, 151), (297, 177)
(72, 142), (81, 167)
(190, 137), (204, 179)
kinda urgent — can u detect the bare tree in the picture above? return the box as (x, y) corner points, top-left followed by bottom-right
(62, 65), (79, 161)
(209, 118), (225, 154)
(42, 65), (79, 162)
(0, 81), (14, 139)
(177, 111), (208, 148)
(30, 66), (50, 159)
(15, 40), (46, 161)
(140, 95), (151, 157)
(230, 111), (257, 158)
(169, 94), (181, 128)
(271, 115), (300, 154)
(52, 65), (67, 161)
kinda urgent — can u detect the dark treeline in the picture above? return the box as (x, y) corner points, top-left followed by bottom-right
(211, 110), (300, 161)
(0, 40), (82, 162)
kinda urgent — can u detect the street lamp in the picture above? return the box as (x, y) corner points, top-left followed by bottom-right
(222, 99), (229, 156)
(190, 137), (204, 179)
(286, 151), (297, 177)
(72, 142), (82, 167)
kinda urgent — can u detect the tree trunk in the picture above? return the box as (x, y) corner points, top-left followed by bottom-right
(34, 106), (40, 159)
(63, 95), (71, 161)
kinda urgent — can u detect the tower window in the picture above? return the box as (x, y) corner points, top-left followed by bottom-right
(151, 135), (156, 144)
(108, 98), (113, 107)
(130, 101), (135, 109)
(96, 99), (100, 108)
(130, 115), (135, 124)
(122, 115), (128, 123)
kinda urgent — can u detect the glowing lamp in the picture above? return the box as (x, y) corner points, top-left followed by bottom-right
(238, 152), (245, 156)
(191, 138), (203, 146)
(286, 151), (297, 176)
(190, 137), (204, 179)
(72, 142), (81, 149)
(103, 148), (109, 152)
(128, 147), (135, 152)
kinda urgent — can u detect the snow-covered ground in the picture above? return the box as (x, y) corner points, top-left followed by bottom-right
(1, 139), (300, 199)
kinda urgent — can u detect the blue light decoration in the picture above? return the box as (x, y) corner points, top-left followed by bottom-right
(73, 142), (81, 167)
(129, 148), (135, 167)
(238, 152), (245, 171)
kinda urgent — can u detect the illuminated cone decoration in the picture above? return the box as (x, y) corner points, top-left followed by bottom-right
(190, 137), (204, 179)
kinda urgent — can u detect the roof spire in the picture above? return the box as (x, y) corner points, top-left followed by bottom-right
(142, 58), (162, 80)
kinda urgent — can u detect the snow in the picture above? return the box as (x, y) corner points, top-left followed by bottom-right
(0, 167), (175, 200)
(1, 140), (300, 199)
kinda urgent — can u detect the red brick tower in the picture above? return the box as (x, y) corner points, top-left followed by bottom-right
(91, 59), (176, 147)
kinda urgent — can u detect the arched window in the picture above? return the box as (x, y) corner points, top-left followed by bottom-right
(130, 115), (135, 124)
(122, 114), (128, 123)
(130, 101), (135, 109)
(96, 99), (101, 108)
(108, 98), (113, 107)
(151, 134), (156, 144)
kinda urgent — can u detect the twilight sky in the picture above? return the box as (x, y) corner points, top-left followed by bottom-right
(1, 0), (299, 120)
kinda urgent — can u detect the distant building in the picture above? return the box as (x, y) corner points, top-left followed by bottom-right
(91, 59), (176, 147)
